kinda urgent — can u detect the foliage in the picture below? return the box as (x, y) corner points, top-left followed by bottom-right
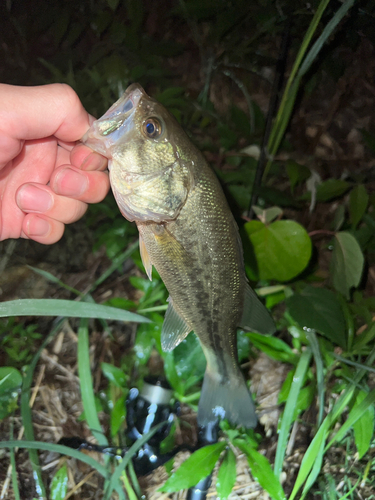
(2, 0), (375, 498)
(0, 367), (22, 420)
(0, 317), (42, 366)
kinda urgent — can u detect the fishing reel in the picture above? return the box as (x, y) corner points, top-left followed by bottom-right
(59, 376), (184, 474)
(59, 376), (218, 499)
(127, 379), (219, 498)
(126, 376), (181, 475)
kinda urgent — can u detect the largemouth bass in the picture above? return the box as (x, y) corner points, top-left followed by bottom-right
(83, 84), (275, 428)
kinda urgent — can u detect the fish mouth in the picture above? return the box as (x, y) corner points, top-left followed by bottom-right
(82, 83), (146, 157)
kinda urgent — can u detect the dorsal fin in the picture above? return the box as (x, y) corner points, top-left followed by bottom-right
(161, 297), (191, 352)
(240, 284), (276, 334)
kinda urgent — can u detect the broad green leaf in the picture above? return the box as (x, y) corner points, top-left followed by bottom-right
(173, 334), (206, 381)
(247, 333), (298, 364)
(286, 286), (346, 348)
(50, 464), (68, 500)
(257, 186), (300, 208)
(244, 220), (312, 282)
(110, 394), (126, 437)
(331, 232), (364, 299)
(285, 160), (310, 191)
(0, 299), (150, 323)
(0, 367), (22, 393)
(159, 442), (226, 492)
(236, 441), (286, 500)
(349, 184), (369, 227)
(237, 329), (251, 361)
(332, 204), (345, 232)
(163, 352), (184, 394)
(101, 363), (128, 388)
(351, 390), (374, 459)
(252, 206), (282, 224)
(134, 313), (163, 364)
(292, 385), (315, 421)
(278, 370), (295, 403)
(135, 326), (158, 365)
(217, 448), (236, 499)
(0, 367), (22, 419)
(315, 179), (351, 202)
(360, 128), (375, 153)
(227, 185), (251, 211)
(279, 377), (314, 421)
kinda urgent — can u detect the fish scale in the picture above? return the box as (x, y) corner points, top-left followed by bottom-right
(83, 83), (276, 428)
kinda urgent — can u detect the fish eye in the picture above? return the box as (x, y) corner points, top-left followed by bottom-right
(143, 118), (162, 139)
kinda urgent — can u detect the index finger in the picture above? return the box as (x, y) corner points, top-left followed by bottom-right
(0, 83), (91, 143)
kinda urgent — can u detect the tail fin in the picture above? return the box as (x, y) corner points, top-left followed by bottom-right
(197, 368), (257, 428)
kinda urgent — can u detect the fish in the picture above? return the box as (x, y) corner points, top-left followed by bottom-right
(82, 84), (276, 428)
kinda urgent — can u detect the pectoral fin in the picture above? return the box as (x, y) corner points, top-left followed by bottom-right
(240, 284), (276, 334)
(161, 297), (191, 352)
(139, 234), (153, 281)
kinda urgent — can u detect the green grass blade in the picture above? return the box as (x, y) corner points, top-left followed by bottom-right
(325, 388), (375, 450)
(274, 349), (312, 478)
(128, 461), (142, 499)
(297, 0), (356, 79)
(289, 418), (330, 500)
(90, 239), (139, 291)
(0, 441), (109, 478)
(299, 435), (325, 500)
(267, 0), (330, 155)
(0, 299), (150, 323)
(10, 446), (21, 500)
(103, 422), (166, 500)
(20, 318), (65, 500)
(265, 0), (356, 180)
(121, 472), (138, 500)
(289, 350), (375, 499)
(305, 330), (325, 425)
(278, 0), (330, 107)
(332, 353), (375, 374)
(10, 420), (21, 500)
(137, 304), (168, 313)
(77, 318), (107, 445)
(27, 266), (82, 296)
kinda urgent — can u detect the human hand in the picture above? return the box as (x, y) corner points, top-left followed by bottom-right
(0, 83), (110, 244)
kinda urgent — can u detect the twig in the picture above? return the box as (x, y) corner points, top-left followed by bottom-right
(308, 230), (335, 237)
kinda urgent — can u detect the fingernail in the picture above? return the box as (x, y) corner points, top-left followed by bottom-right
(81, 152), (107, 171)
(27, 216), (51, 237)
(17, 185), (53, 212)
(54, 168), (88, 196)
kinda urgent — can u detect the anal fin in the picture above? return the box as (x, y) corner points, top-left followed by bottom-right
(139, 233), (153, 281)
(161, 297), (191, 352)
(240, 284), (276, 334)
